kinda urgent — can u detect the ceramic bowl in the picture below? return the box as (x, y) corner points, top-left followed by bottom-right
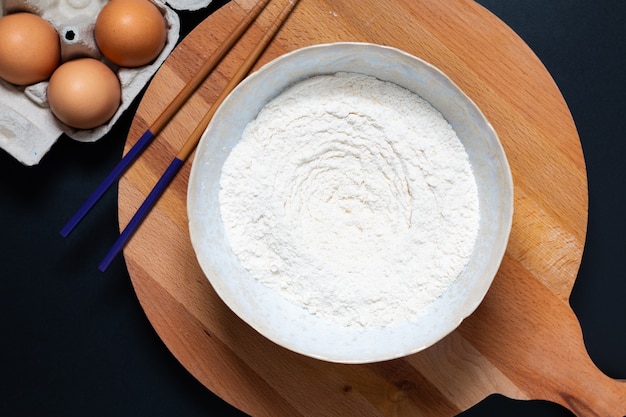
(187, 42), (513, 364)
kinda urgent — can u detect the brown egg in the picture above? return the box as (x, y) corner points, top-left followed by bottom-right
(95, 0), (167, 67)
(47, 58), (121, 130)
(0, 13), (60, 86)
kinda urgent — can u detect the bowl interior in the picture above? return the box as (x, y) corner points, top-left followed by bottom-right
(188, 42), (513, 363)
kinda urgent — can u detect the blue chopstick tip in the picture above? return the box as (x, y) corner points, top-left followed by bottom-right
(59, 129), (157, 239)
(97, 157), (186, 272)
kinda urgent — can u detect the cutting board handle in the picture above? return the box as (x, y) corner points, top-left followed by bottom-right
(557, 370), (626, 417)
(534, 300), (626, 416)
(520, 302), (626, 417)
(464, 267), (626, 417)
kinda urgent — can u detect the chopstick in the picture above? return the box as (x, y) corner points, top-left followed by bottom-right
(98, 0), (301, 272)
(60, 0), (273, 238)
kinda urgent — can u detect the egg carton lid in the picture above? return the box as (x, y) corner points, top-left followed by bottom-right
(168, 0), (212, 11)
(0, 0), (213, 166)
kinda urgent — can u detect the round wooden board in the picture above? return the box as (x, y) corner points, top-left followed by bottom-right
(119, 0), (626, 415)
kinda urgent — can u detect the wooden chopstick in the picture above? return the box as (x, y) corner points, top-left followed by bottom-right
(98, 0), (301, 272)
(60, 0), (273, 238)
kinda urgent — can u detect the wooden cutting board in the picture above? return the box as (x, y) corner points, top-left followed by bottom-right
(119, 0), (626, 415)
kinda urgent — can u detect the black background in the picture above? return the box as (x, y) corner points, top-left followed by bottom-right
(1, 1), (624, 416)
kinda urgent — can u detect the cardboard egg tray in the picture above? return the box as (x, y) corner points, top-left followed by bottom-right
(0, 0), (212, 166)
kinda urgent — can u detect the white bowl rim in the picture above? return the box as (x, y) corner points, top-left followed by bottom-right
(187, 42), (514, 364)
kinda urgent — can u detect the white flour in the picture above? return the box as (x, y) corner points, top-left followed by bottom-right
(219, 72), (479, 328)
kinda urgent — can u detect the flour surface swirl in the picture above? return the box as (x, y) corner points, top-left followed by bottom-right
(219, 72), (479, 328)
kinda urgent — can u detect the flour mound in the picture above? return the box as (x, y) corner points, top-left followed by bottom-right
(219, 72), (479, 328)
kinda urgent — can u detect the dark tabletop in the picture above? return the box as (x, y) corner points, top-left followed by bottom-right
(1, 1), (624, 416)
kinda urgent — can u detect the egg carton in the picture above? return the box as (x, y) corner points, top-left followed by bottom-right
(0, 0), (212, 166)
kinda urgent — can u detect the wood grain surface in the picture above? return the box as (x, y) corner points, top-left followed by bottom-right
(118, 0), (626, 415)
